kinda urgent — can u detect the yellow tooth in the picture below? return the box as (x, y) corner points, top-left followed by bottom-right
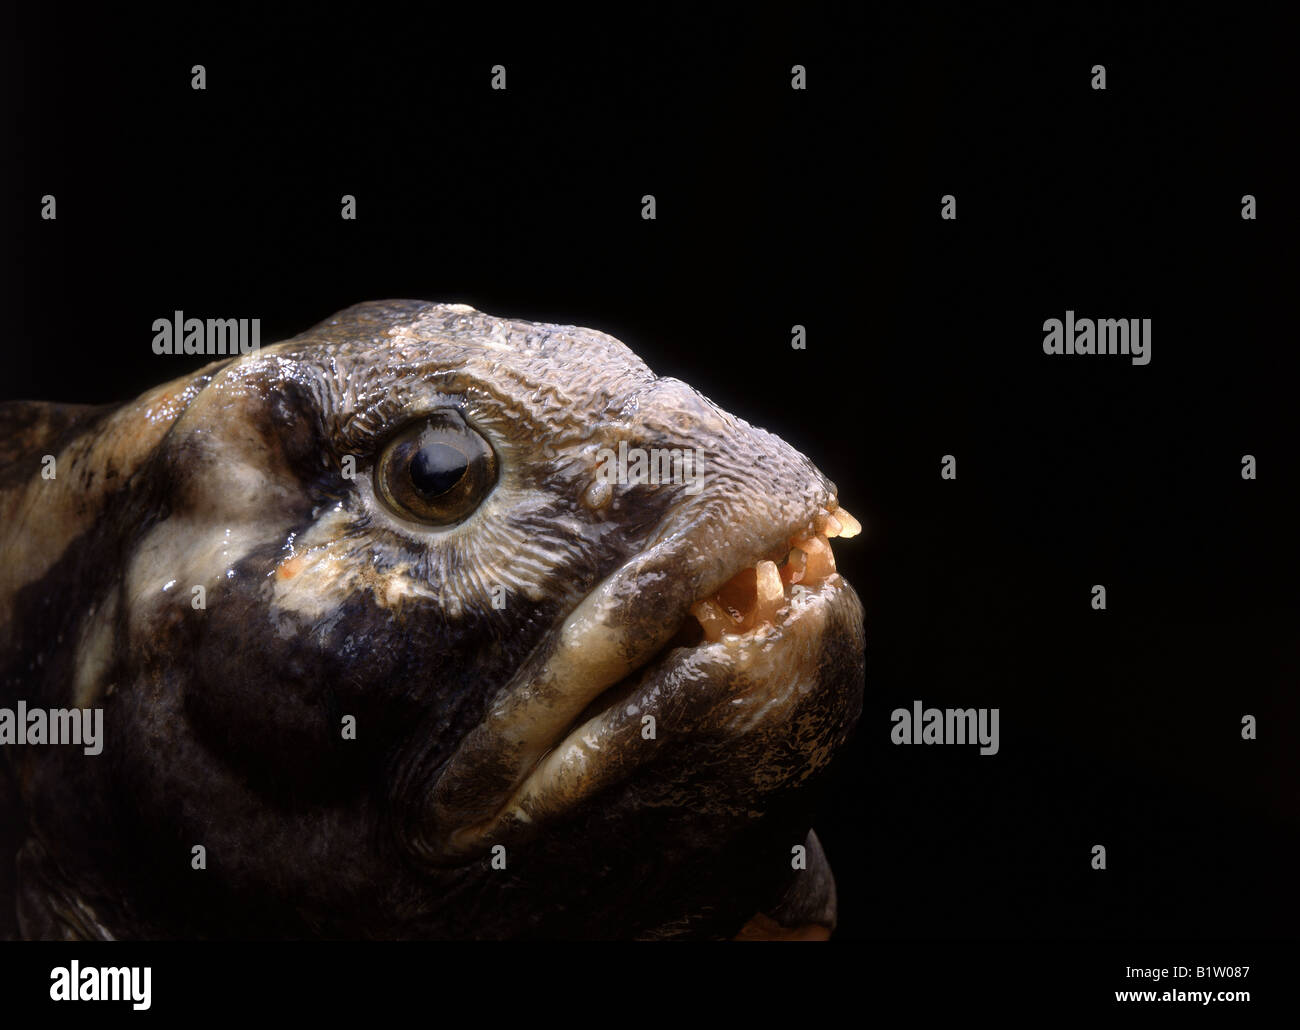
(755, 560), (783, 605)
(781, 547), (808, 585)
(824, 514), (843, 538)
(792, 535), (836, 583)
(751, 560), (785, 626)
(835, 508), (862, 538)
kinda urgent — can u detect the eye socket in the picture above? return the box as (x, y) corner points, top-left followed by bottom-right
(375, 411), (497, 526)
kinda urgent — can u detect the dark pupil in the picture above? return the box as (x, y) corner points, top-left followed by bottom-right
(409, 443), (468, 497)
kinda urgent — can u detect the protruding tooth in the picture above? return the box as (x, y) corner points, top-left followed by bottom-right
(823, 514), (843, 538)
(791, 535), (836, 584)
(781, 547), (807, 585)
(755, 559), (783, 607)
(749, 560), (785, 627)
(835, 508), (862, 538)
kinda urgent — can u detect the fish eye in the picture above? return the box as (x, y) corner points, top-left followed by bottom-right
(375, 411), (497, 525)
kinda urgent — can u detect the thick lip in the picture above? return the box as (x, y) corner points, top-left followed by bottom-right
(416, 497), (861, 862)
(465, 572), (857, 851)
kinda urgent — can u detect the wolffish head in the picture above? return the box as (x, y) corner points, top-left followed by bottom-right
(2, 300), (864, 940)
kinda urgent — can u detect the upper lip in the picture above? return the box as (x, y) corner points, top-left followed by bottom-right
(416, 496), (861, 861)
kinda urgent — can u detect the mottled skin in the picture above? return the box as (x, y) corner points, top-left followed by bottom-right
(0, 301), (864, 939)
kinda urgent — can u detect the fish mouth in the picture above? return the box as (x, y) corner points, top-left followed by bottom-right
(416, 500), (865, 863)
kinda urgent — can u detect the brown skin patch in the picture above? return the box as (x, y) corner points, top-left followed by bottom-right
(734, 913), (832, 941)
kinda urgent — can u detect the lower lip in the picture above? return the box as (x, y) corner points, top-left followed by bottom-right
(447, 573), (860, 852)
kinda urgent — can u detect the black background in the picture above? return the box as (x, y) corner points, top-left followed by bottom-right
(3, 3), (1297, 946)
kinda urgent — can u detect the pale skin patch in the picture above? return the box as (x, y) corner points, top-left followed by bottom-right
(385, 317), (521, 355)
(387, 306), (544, 355)
(124, 517), (282, 638)
(271, 542), (450, 618)
(119, 370), (324, 635)
(269, 507), (451, 619)
(73, 590), (119, 707)
(0, 370), (218, 639)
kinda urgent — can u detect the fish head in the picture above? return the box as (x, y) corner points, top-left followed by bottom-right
(2, 300), (864, 939)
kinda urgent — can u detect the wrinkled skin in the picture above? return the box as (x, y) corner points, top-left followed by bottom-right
(0, 301), (864, 939)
